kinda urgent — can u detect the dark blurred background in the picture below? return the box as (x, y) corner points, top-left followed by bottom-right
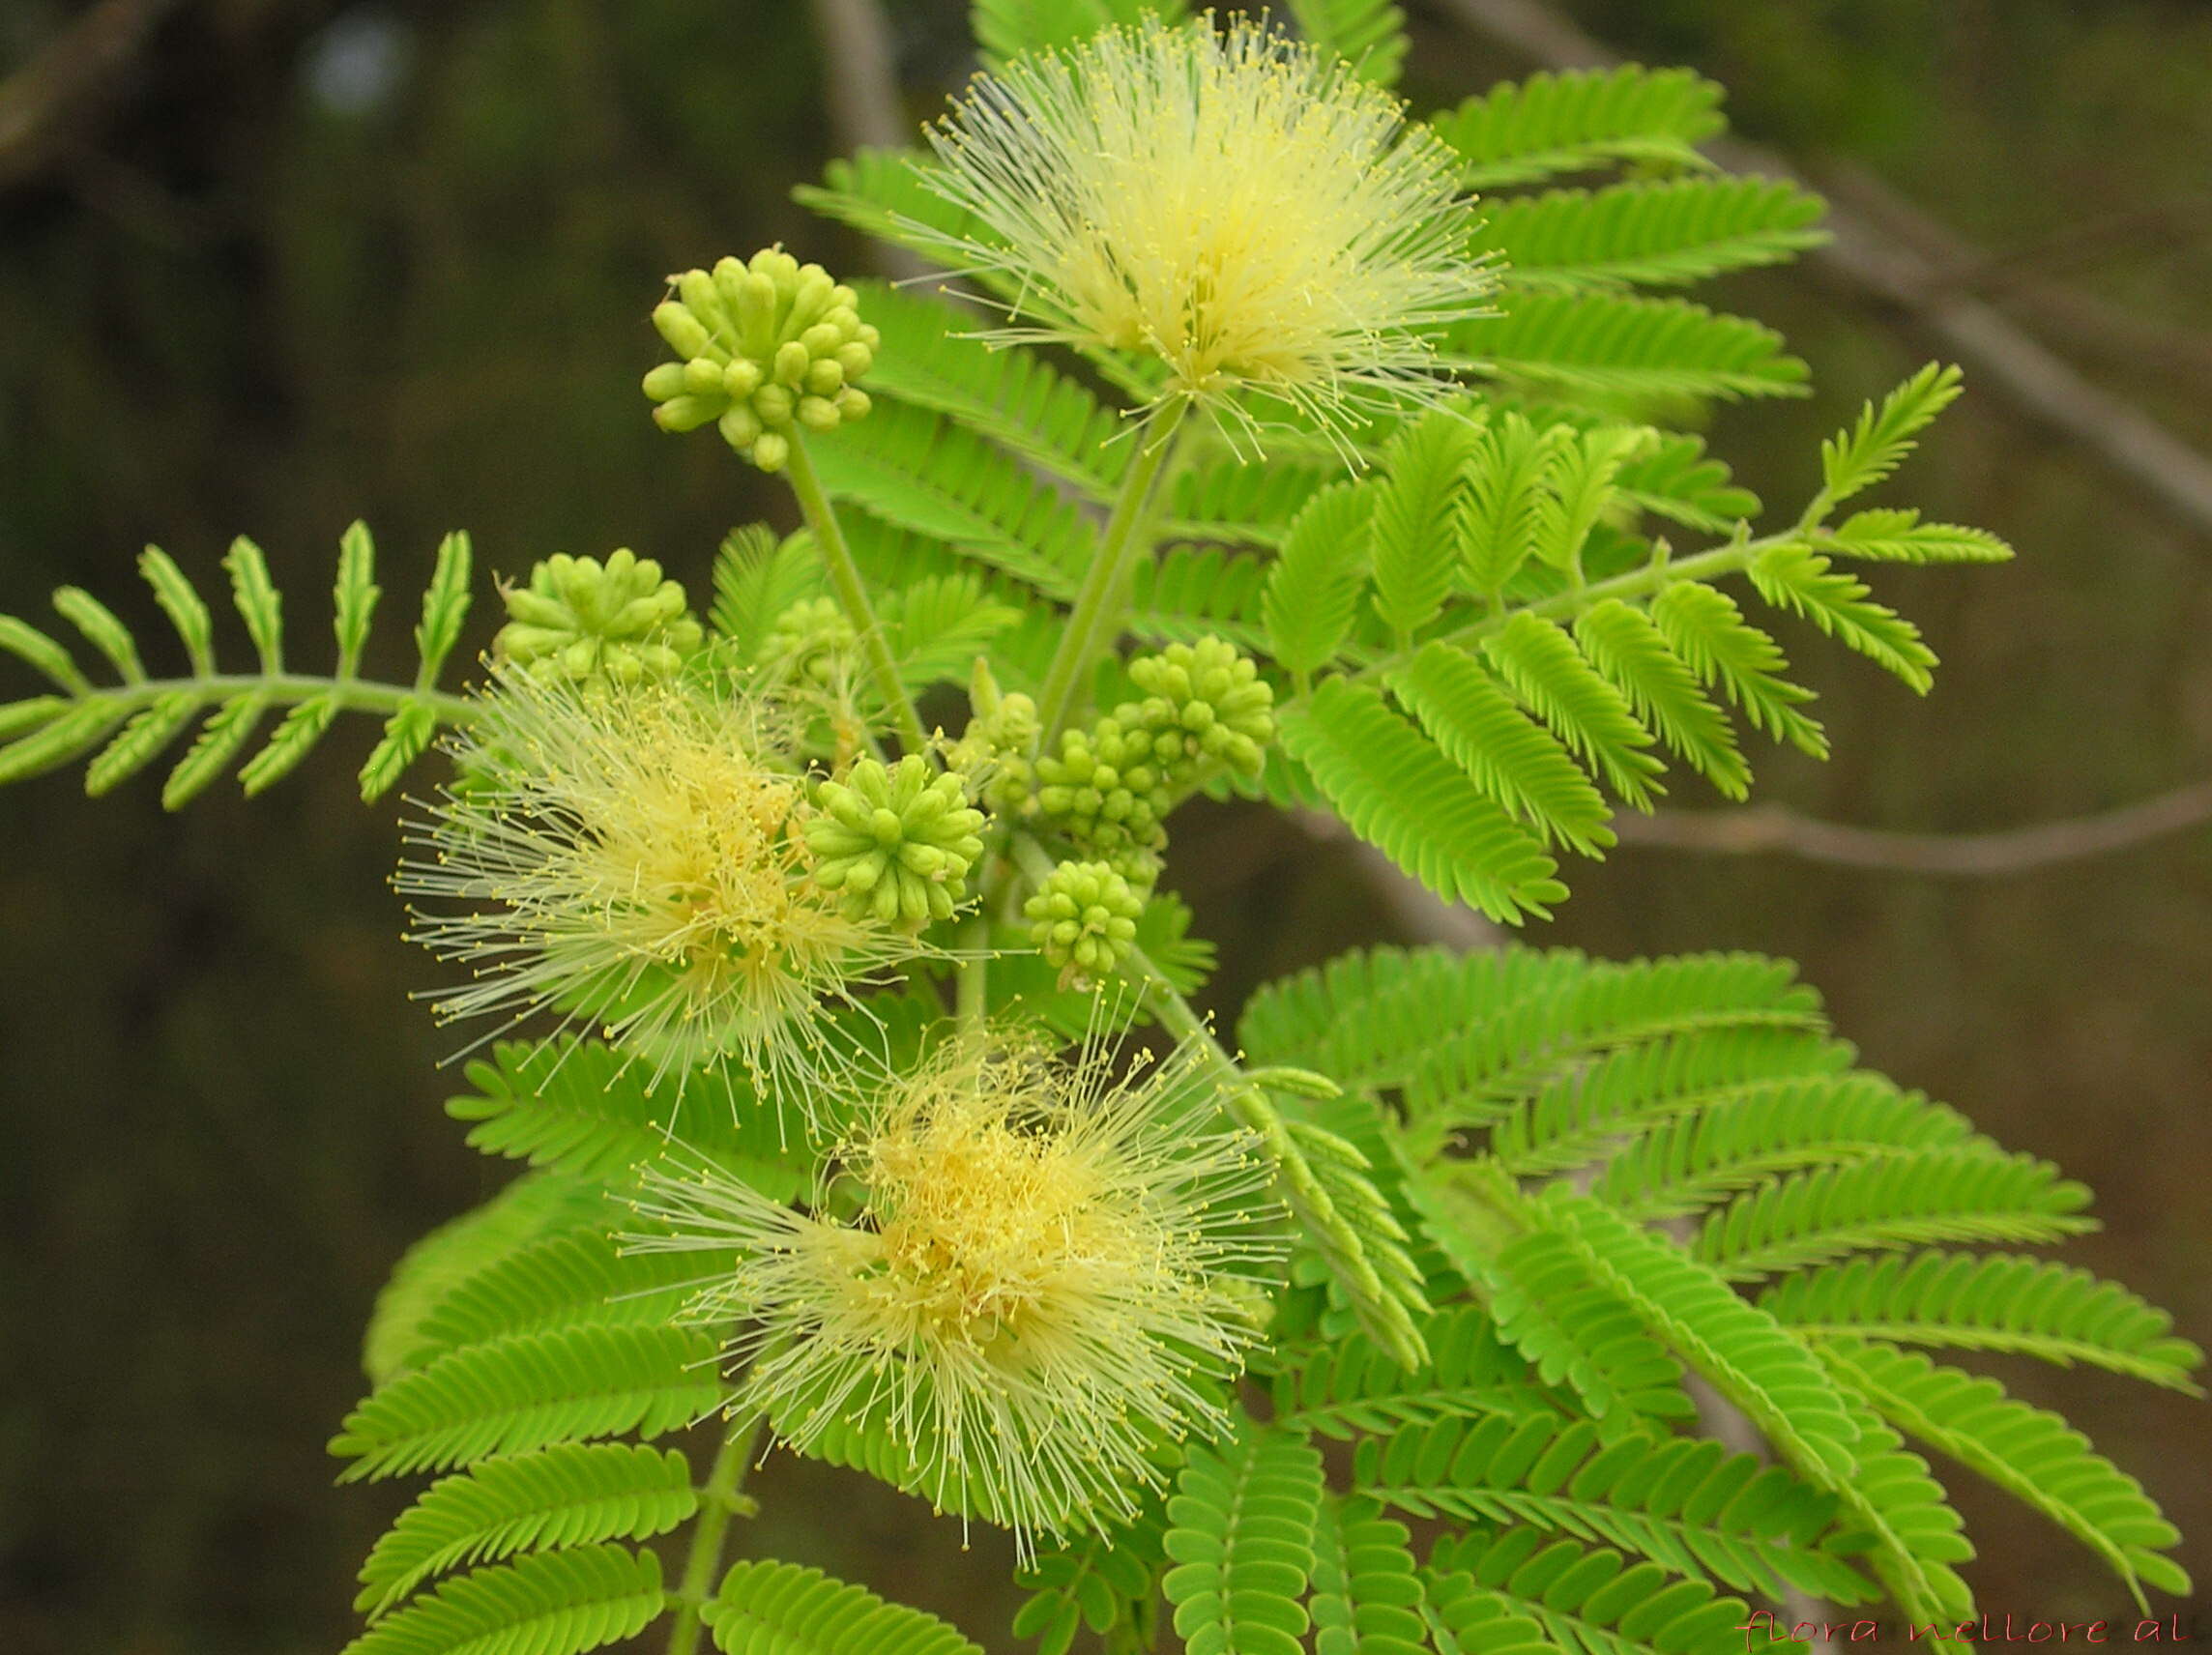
(1, 1), (2206, 1650)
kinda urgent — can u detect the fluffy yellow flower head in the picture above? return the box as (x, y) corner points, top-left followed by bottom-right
(918, 15), (1495, 445)
(632, 1029), (1283, 1554)
(398, 668), (929, 1090)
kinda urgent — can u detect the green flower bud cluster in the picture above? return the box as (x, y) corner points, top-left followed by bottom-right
(642, 247), (878, 474)
(805, 755), (985, 928)
(1030, 635), (1274, 868)
(761, 595), (858, 689)
(950, 674), (1041, 818)
(1123, 636), (1275, 780)
(1023, 860), (1142, 984)
(493, 550), (703, 684)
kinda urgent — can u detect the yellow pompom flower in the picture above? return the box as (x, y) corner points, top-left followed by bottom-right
(917, 15), (1496, 447)
(630, 1028), (1283, 1555)
(397, 668), (935, 1091)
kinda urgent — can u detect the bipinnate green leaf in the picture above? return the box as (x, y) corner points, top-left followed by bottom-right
(1819, 363), (1964, 506)
(1432, 65), (1726, 189)
(1386, 642), (1614, 857)
(1265, 479), (1374, 680)
(0, 698), (121, 786)
(1287, 0), (1408, 85)
(339, 1543), (664, 1655)
(1540, 1195), (1862, 1480)
(51, 586), (145, 682)
(1476, 175), (1826, 292)
(364, 1171), (615, 1386)
(1573, 597), (1748, 798)
(414, 531), (476, 686)
(1823, 508), (2013, 565)
(1650, 582), (1825, 756)
(1014, 1503), (1169, 1655)
(83, 690), (201, 797)
(361, 699), (441, 802)
(329, 1322), (720, 1481)
(357, 1443), (697, 1617)
(1280, 678), (1566, 923)
(706, 1557), (985, 1654)
(1304, 1494), (1428, 1655)
(139, 543), (217, 674)
(224, 535), (285, 672)
(1748, 542), (1936, 692)
(1823, 1340), (2191, 1608)
(1482, 612), (1664, 808)
(1163, 1421), (1327, 1655)
(239, 692), (340, 796)
(335, 519), (384, 677)
(971, 0), (1187, 70)
(161, 691), (268, 809)
(1370, 410), (1476, 643)
(0, 614), (90, 695)
(1760, 1252), (2203, 1393)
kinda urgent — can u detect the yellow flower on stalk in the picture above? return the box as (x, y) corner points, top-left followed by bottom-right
(630, 1028), (1283, 1555)
(917, 15), (1496, 448)
(397, 668), (932, 1091)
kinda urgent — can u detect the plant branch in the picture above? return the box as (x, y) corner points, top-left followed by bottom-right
(24, 672), (477, 725)
(665, 1411), (766, 1655)
(1033, 398), (1189, 751)
(782, 430), (933, 757)
(1610, 782), (2212, 876)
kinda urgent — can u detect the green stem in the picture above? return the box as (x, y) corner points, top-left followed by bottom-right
(782, 431), (933, 758)
(665, 1412), (766, 1655)
(43, 673), (477, 724)
(1335, 534), (1770, 706)
(1033, 398), (1189, 751)
(956, 912), (989, 1031)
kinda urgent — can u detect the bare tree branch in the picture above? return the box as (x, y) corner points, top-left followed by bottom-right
(1611, 783), (2212, 876)
(1423, 0), (2212, 546)
(806, 0), (930, 282)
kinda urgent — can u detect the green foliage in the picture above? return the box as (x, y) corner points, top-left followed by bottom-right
(1822, 1341), (2190, 1606)
(364, 1173), (618, 1386)
(1162, 1423), (1328, 1655)
(1280, 679), (1568, 923)
(328, 1323), (721, 1481)
(11, 11), (2192, 1654)
(1353, 1410), (1869, 1605)
(1761, 1253), (2204, 1391)
(338, 1544), (665, 1655)
(356, 1443), (697, 1617)
(1305, 1495), (1428, 1655)
(1471, 1227), (1696, 1424)
(1432, 66), (1727, 189)
(0, 524), (474, 801)
(971, 0), (1188, 69)
(1819, 363), (1966, 506)
(706, 1559), (986, 1654)
(1458, 292), (1810, 401)
(1427, 1528), (1765, 1655)
(1014, 1503), (1170, 1655)
(1270, 1306), (1551, 1440)
(445, 1039), (816, 1201)
(1475, 177), (1828, 291)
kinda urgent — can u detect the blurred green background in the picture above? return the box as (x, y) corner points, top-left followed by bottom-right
(1, 1), (2206, 1650)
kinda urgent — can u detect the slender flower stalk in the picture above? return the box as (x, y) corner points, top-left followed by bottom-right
(784, 431), (933, 757)
(1033, 396), (1186, 750)
(917, 15), (1497, 451)
(631, 1025), (1284, 1557)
